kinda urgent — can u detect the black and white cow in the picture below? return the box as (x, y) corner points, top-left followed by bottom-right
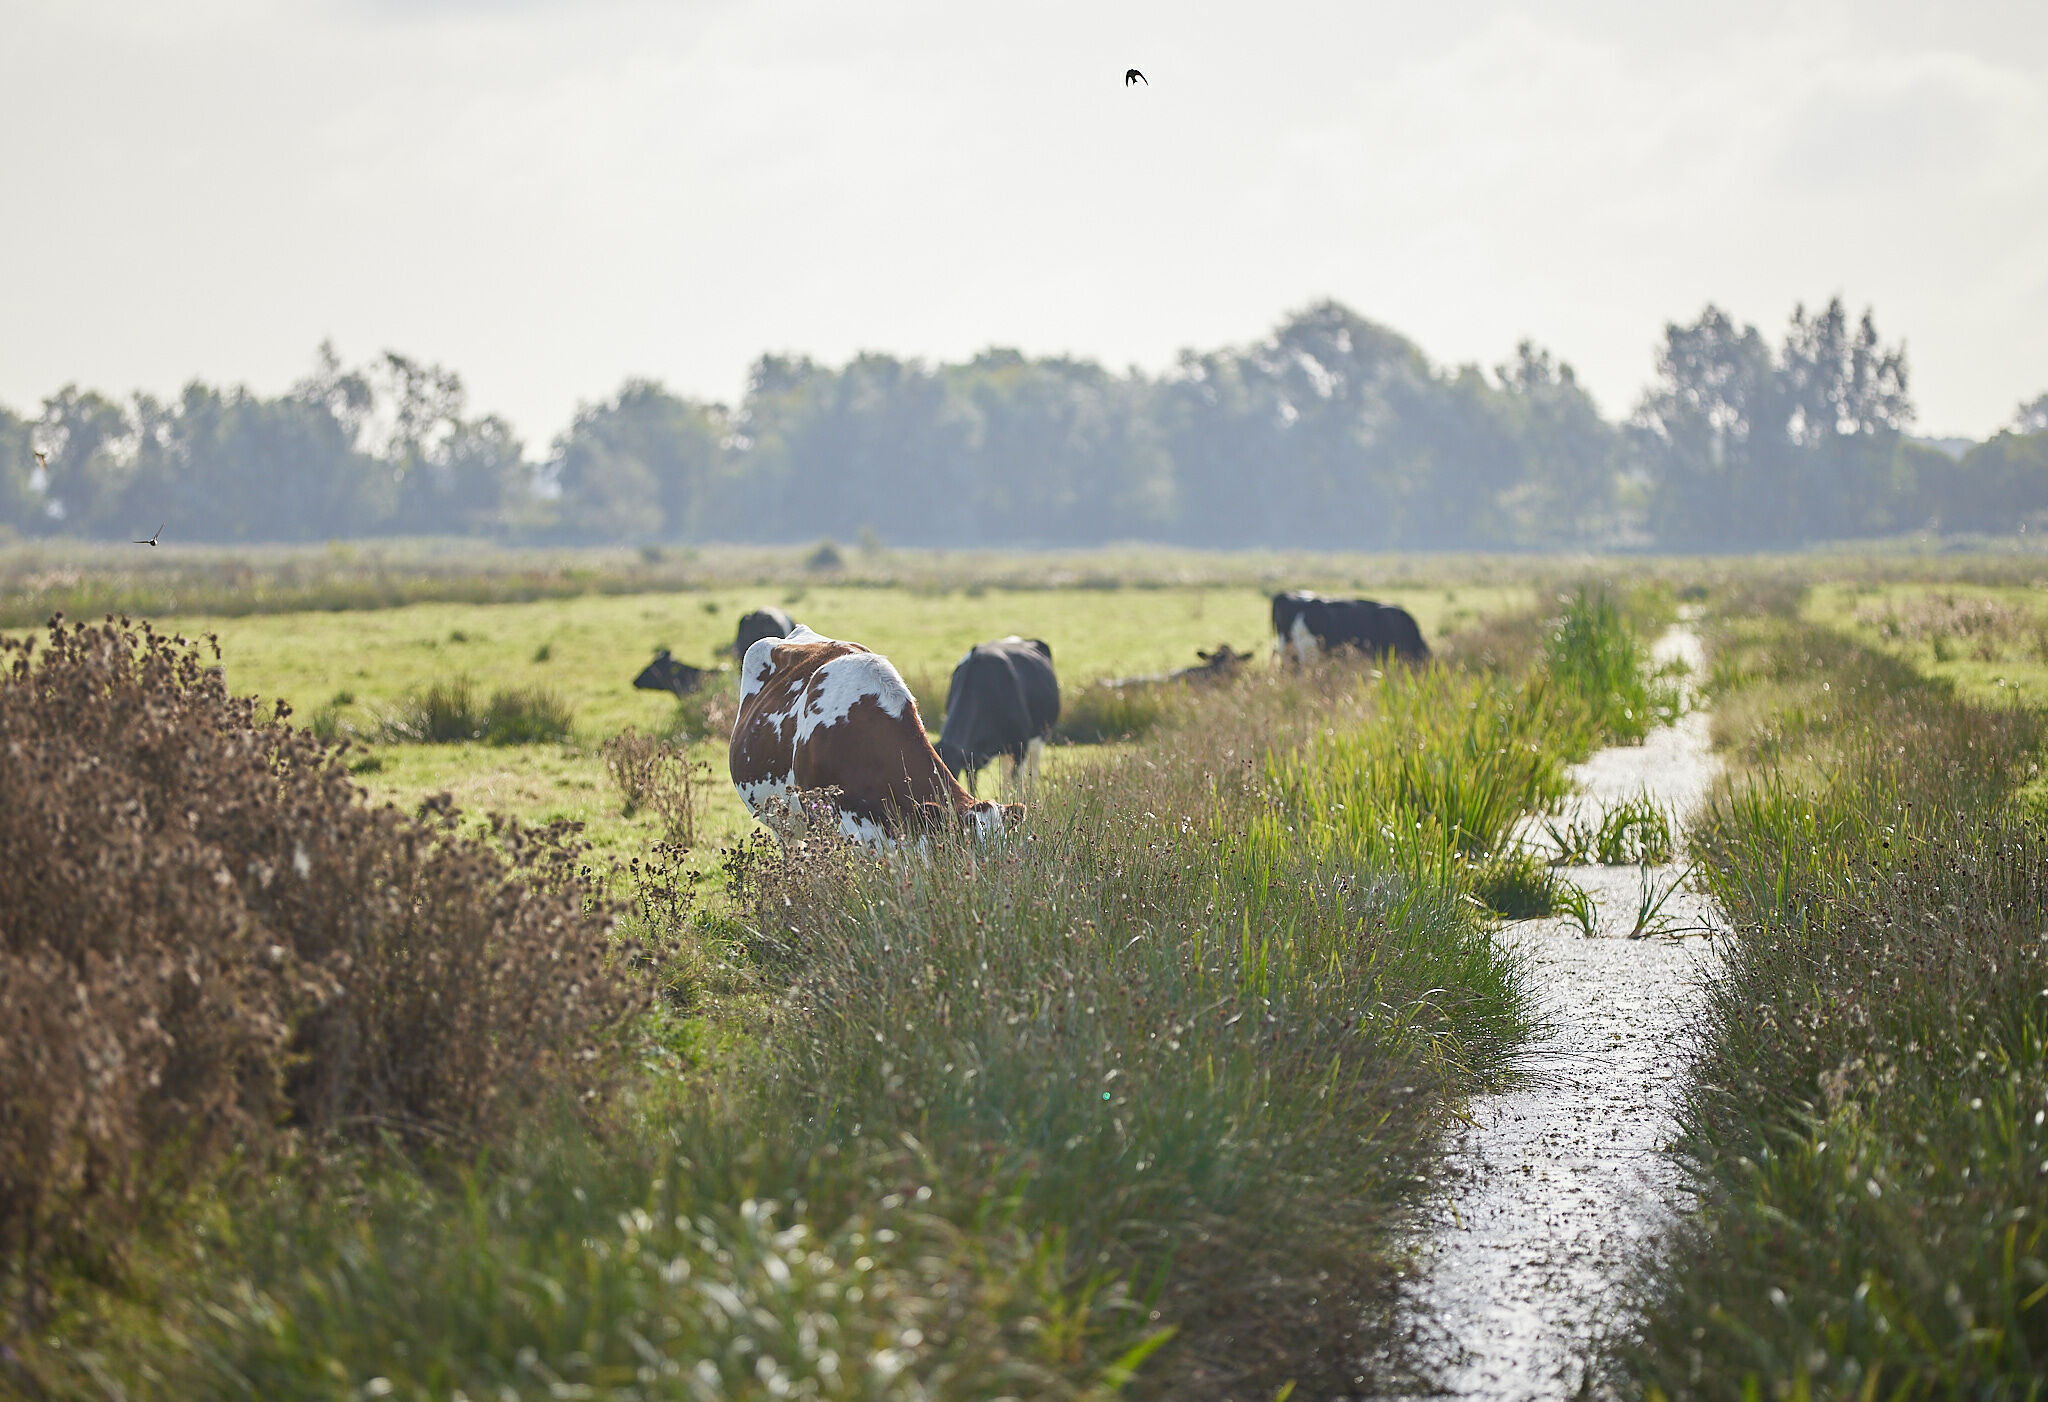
(733, 606), (796, 659)
(935, 637), (1060, 795)
(634, 649), (707, 696)
(1272, 590), (1430, 664)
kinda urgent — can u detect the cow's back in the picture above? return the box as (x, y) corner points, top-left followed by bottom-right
(1378, 605), (1430, 661)
(1279, 592), (1429, 663)
(733, 606), (796, 659)
(938, 638), (1058, 775)
(732, 625), (976, 840)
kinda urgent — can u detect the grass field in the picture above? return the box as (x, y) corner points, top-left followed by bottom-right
(1807, 577), (2048, 703)
(128, 579), (1529, 862)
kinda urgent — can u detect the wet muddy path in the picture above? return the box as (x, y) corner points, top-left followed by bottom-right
(1392, 625), (1724, 1400)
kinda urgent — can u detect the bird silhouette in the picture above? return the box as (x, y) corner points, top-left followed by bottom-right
(33, 449), (47, 468)
(1125, 68), (1146, 86)
(134, 523), (163, 546)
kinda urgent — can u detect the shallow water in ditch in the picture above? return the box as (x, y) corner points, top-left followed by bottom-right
(1383, 626), (1725, 1401)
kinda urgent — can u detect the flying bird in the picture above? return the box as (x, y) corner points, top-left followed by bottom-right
(33, 449), (47, 468)
(1125, 68), (1146, 86)
(134, 523), (163, 547)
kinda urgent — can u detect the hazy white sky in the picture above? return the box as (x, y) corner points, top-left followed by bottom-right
(3, 0), (2044, 445)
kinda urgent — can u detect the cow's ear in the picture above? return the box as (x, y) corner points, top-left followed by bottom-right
(1031, 639), (1052, 659)
(1001, 802), (1026, 826)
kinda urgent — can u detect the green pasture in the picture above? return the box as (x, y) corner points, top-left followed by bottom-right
(142, 580), (1529, 858)
(1806, 577), (2048, 704)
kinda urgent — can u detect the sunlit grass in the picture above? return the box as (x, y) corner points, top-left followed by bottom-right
(1607, 604), (2048, 1400)
(1807, 578), (2048, 705)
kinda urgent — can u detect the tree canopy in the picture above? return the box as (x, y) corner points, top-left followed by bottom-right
(2, 301), (2040, 550)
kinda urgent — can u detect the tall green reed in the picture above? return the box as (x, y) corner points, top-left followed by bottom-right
(1541, 586), (1682, 748)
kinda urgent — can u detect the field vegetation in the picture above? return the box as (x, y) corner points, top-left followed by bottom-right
(1607, 579), (2048, 1399)
(1, 564), (1677, 1399)
(1807, 577), (2048, 706)
(0, 568), (1529, 867)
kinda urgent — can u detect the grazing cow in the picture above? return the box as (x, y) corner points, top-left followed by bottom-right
(731, 625), (1023, 847)
(1271, 590), (1430, 664)
(733, 606), (796, 659)
(935, 637), (1059, 795)
(633, 649), (706, 696)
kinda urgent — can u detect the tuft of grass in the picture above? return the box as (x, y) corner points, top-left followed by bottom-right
(1621, 862), (1690, 940)
(379, 674), (483, 742)
(1471, 850), (1566, 918)
(1545, 793), (1675, 866)
(481, 685), (573, 745)
(1553, 879), (1599, 937)
(379, 676), (572, 745)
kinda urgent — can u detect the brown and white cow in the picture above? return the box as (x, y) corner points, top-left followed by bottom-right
(730, 625), (1023, 848)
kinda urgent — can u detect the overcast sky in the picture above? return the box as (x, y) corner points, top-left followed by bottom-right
(3, 0), (2044, 446)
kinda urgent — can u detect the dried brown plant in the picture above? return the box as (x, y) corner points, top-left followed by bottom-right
(0, 616), (644, 1320)
(601, 728), (708, 844)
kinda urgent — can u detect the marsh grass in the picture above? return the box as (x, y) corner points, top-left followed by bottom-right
(1607, 609), (2048, 1399)
(1271, 665), (1576, 876)
(731, 662), (1535, 1397)
(1540, 586), (1683, 745)
(1545, 793), (1676, 866)
(1472, 850), (1571, 918)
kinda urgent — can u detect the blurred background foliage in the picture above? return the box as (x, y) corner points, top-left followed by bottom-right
(3, 297), (2043, 552)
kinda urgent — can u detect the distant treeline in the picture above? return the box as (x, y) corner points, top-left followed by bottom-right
(3, 300), (2043, 551)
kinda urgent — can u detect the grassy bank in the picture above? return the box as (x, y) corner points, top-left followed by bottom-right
(1607, 591), (2048, 1400)
(7, 592), (1670, 1399)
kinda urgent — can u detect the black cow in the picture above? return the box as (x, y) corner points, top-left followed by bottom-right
(734, 606), (796, 658)
(935, 637), (1060, 796)
(634, 649), (707, 696)
(1272, 590), (1430, 664)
